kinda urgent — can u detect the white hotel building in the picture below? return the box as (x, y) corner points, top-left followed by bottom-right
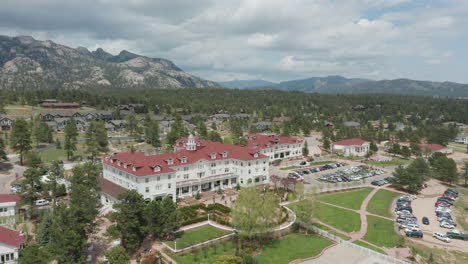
(100, 135), (273, 204)
(246, 134), (304, 161)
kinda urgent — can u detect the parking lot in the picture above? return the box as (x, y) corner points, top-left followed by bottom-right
(399, 180), (468, 252)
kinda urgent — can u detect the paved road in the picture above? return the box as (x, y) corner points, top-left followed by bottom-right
(35, 136), (136, 152)
(0, 155), (26, 194)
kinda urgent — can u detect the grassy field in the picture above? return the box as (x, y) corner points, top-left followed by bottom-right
(454, 188), (468, 232)
(280, 166), (302, 170)
(319, 188), (373, 210)
(255, 234), (334, 264)
(164, 226), (230, 249)
(366, 189), (401, 218)
(314, 203), (361, 233)
(363, 215), (401, 248)
(364, 157), (412, 167)
(407, 240), (468, 264)
(310, 223), (352, 240)
(353, 240), (386, 255)
(168, 241), (236, 264)
(38, 146), (86, 164)
(4, 104), (95, 118)
(449, 143), (467, 153)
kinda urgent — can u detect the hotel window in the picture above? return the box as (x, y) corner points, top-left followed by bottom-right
(197, 172), (205, 178)
(168, 175), (172, 180)
(184, 166), (189, 171)
(211, 162), (216, 167)
(157, 176), (160, 181)
(211, 170), (216, 175)
(145, 178), (149, 183)
(155, 185), (161, 191)
(145, 187), (149, 193)
(225, 168), (229, 172)
(225, 161), (229, 165)
(184, 174), (189, 179)
(168, 183), (171, 189)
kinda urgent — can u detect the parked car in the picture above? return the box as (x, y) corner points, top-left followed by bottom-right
(422, 217), (429, 225)
(440, 222), (456, 229)
(447, 231), (468, 241)
(433, 232), (451, 243)
(35, 199), (49, 206)
(406, 230), (423, 238)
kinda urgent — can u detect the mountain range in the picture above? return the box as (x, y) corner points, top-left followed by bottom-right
(0, 35), (218, 90)
(218, 76), (468, 97)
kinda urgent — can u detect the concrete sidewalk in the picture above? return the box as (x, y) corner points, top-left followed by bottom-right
(302, 244), (394, 264)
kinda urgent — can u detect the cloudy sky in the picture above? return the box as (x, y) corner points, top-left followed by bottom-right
(1, 0), (467, 83)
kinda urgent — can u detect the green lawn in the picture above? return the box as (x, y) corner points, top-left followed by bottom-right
(168, 241), (236, 264)
(449, 143), (467, 153)
(280, 166), (302, 170)
(314, 203), (361, 233)
(255, 234), (334, 264)
(366, 189), (400, 218)
(454, 188), (468, 231)
(353, 240), (386, 255)
(319, 188), (373, 210)
(164, 226), (231, 249)
(310, 223), (352, 240)
(363, 215), (401, 248)
(38, 146), (86, 164)
(365, 157), (412, 167)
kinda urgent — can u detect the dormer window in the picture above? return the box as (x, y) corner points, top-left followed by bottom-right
(222, 151), (228, 158)
(132, 167), (136, 172)
(210, 153), (217, 159)
(154, 166), (161, 172)
(254, 152), (259, 158)
(167, 159), (174, 165)
(123, 164), (127, 168)
(180, 157), (188, 163)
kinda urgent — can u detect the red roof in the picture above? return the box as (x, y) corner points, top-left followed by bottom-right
(420, 144), (446, 152)
(0, 226), (25, 248)
(245, 134), (303, 151)
(333, 138), (368, 146)
(104, 138), (268, 177)
(98, 178), (128, 198)
(0, 194), (21, 203)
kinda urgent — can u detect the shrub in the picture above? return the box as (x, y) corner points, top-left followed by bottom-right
(181, 216), (208, 226)
(207, 203), (231, 214)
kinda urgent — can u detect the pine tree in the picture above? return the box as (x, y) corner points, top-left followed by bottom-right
(64, 118), (78, 160)
(302, 141), (309, 156)
(0, 137), (7, 161)
(10, 118), (32, 165)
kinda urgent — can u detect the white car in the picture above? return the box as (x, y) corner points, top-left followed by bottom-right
(35, 199), (49, 206)
(440, 222), (455, 229)
(404, 227), (421, 233)
(433, 232), (451, 243)
(436, 208), (451, 213)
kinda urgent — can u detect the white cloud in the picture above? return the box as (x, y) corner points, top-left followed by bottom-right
(0, 0), (467, 82)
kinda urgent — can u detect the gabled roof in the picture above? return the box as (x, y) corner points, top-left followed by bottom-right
(419, 144), (446, 152)
(0, 226), (25, 248)
(0, 194), (21, 203)
(105, 138), (268, 177)
(333, 138), (368, 146)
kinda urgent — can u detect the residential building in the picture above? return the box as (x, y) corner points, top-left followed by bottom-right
(0, 195), (20, 229)
(39, 111), (82, 121)
(0, 226), (25, 264)
(107, 120), (127, 131)
(84, 110), (114, 121)
(419, 144), (453, 154)
(454, 133), (468, 144)
(332, 138), (370, 157)
(253, 121), (272, 131)
(0, 116), (15, 131)
(272, 116), (292, 124)
(343, 121), (361, 129)
(100, 135), (269, 203)
(245, 134), (304, 161)
(323, 121), (334, 128)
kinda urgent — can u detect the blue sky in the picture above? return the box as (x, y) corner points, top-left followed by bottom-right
(0, 0), (467, 83)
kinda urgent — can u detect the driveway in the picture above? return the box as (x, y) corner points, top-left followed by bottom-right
(0, 155), (26, 194)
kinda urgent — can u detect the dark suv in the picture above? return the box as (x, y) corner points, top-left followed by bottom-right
(406, 231), (423, 238)
(422, 217), (429, 225)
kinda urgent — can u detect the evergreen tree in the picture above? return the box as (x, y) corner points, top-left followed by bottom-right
(19, 168), (42, 218)
(369, 142), (378, 152)
(322, 138), (331, 151)
(145, 197), (180, 239)
(19, 244), (49, 264)
(64, 118), (78, 161)
(104, 246), (130, 264)
(125, 114), (139, 137)
(108, 190), (147, 252)
(36, 212), (54, 245)
(302, 141), (309, 156)
(0, 137), (7, 161)
(401, 146), (411, 159)
(85, 121), (108, 161)
(144, 118), (161, 147)
(10, 118), (32, 165)
(55, 138), (61, 149)
(207, 130), (223, 142)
